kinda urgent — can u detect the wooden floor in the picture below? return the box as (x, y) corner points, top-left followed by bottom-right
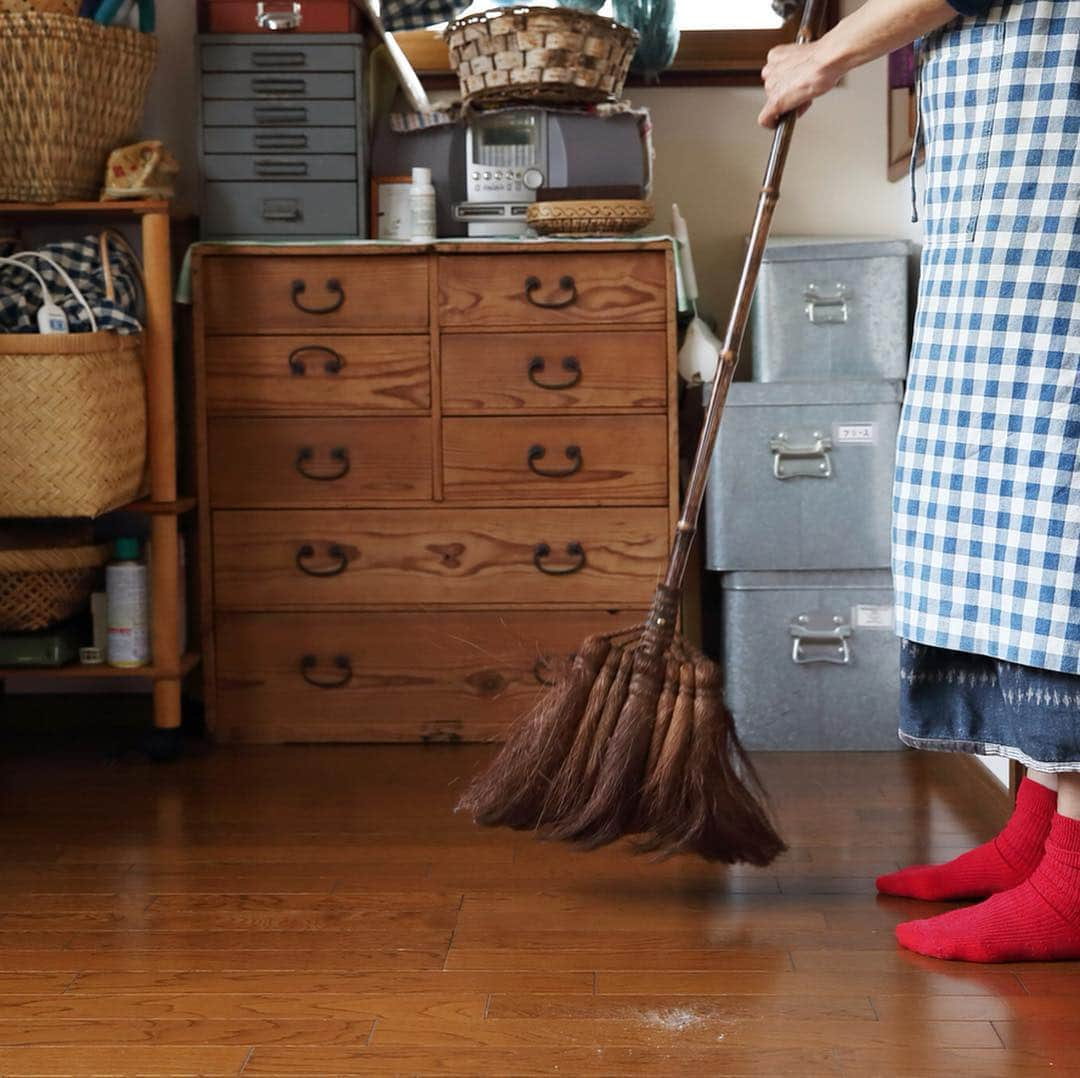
(1, 724), (1079, 1076)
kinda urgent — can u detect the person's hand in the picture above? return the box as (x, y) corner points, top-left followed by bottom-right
(758, 40), (842, 128)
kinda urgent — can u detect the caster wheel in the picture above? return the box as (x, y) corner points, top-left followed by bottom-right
(145, 726), (183, 763)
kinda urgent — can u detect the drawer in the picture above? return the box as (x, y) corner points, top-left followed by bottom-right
(214, 609), (645, 743)
(438, 252), (668, 328)
(202, 72), (356, 99)
(202, 43), (358, 73)
(202, 181), (360, 238)
(200, 256), (428, 334)
(443, 415), (668, 504)
(208, 418), (433, 507)
(203, 127), (357, 154)
(203, 100), (357, 126)
(205, 335), (430, 416)
(441, 330), (668, 413)
(202, 154), (357, 182)
(212, 507), (668, 608)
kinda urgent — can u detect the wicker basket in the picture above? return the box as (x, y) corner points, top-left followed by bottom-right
(0, 331), (147, 518)
(0, 543), (109, 632)
(528, 198), (654, 236)
(446, 6), (638, 109)
(0, 13), (157, 202)
(0, 1), (79, 12)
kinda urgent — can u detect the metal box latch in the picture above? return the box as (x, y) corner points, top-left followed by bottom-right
(804, 283), (852, 325)
(257, 2), (303, 30)
(769, 431), (834, 479)
(790, 613), (852, 665)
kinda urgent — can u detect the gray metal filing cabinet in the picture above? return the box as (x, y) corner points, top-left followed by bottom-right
(720, 570), (900, 750)
(198, 35), (367, 239)
(751, 237), (910, 382)
(703, 379), (903, 571)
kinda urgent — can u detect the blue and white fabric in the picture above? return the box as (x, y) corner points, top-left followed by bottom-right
(893, 0), (1080, 674)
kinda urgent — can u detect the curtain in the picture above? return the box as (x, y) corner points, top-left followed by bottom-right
(612, 0), (678, 79)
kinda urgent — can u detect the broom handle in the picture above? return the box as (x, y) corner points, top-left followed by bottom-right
(662, 0), (826, 595)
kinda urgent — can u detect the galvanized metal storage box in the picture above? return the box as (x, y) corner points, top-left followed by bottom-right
(751, 237), (911, 381)
(720, 569), (900, 751)
(704, 380), (902, 571)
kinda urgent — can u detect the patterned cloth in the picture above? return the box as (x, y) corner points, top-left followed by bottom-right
(0, 235), (141, 335)
(893, 1), (1080, 674)
(379, 0), (467, 32)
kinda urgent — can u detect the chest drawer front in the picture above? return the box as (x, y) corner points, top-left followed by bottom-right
(201, 256), (429, 335)
(214, 609), (646, 743)
(438, 252), (669, 328)
(203, 72), (356, 100)
(208, 418), (432, 507)
(205, 335), (430, 416)
(202, 154), (358, 182)
(441, 331), (668, 413)
(212, 507), (667, 609)
(202, 43), (358, 73)
(204, 127), (357, 155)
(203, 100), (357, 127)
(443, 415), (667, 504)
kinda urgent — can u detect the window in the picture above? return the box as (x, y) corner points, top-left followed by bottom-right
(392, 0), (836, 85)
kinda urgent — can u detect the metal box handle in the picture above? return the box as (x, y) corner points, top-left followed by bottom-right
(790, 614), (852, 665)
(769, 431), (833, 479)
(804, 283), (851, 325)
(256, 2), (302, 31)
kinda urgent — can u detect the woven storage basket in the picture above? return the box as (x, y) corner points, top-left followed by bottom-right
(528, 198), (654, 236)
(0, 543), (108, 632)
(0, 13), (156, 202)
(446, 6), (638, 108)
(0, 331), (147, 518)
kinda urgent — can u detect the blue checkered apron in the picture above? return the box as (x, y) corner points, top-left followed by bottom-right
(893, 0), (1080, 676)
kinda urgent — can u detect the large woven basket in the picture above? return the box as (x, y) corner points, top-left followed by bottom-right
(446, 6), (638, 109)
(0, 543), (108, 632)
(0, 331), (147, 518)
(0, 13), (156, 202)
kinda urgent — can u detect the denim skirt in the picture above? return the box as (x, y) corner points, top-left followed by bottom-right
(899, 640), (1080, 772)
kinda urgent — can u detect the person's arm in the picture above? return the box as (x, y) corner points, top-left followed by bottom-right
(758, 0), (963, 128)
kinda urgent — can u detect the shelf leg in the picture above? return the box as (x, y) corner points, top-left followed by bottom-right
(153, 678), (182, 732)
(141, 209), (177, 504)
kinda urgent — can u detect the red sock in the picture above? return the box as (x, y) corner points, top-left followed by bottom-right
(895, 812), (1080, 962)
(876, 777), (1056, 900)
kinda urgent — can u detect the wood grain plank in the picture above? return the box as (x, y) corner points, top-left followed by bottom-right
(0, 1018), (372, 1046)
(0, 1046), (250, 1076)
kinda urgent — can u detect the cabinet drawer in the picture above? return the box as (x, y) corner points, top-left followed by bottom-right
(202, 43), (358, 73)
(441, 330), (668, 413)
(202, 154), (357, 182)
(201, 255), (429, 334)
(208, 418), (432, 507)
(202, 181), (359, 239)
(214, 609), (645, 743)
(212, 507), (667, 608)
(438, 252), (668, 328)
(443, 415), (667, 504)
(203, 72), (356, 99)
(205, 335), (430, 416)
(204, 127), (357, 154)
(203, 100), (356, 127)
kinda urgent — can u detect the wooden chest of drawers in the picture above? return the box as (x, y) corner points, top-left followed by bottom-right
(192, 240), (678, 742)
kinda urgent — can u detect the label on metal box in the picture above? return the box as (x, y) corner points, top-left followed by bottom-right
(833, 421), (878, 445)
(852, 604), (894, 630)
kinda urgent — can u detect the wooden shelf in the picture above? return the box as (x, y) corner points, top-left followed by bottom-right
(3, 653), (201, 681)
(0, 200), (172, 216)
(119, 497), (197, 516)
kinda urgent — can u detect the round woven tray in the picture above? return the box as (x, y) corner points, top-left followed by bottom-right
(0, 544), (109, 632)
(446, 6), (638, 109)
(527, 198), (654, 237)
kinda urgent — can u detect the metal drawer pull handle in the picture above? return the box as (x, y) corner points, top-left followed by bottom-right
(252, 49), (306, 67)
(804, 283), (852, 325)
(295, 446), (350, 481)
(288, 345), (344, 376)
(254, 133), (308, 150)
(295, 543), (349, 577)
(527, 355), (581, 390)
(524, 274), (578, 309)
(527, 443), (582, 478)
(255, 159), (309, 177)
(254, 106), (307, 124)
(533, 541), (586, 576)
(292, 278), (345, 315)
(251, 76), (307, 95)
(769, 432), (834, 480)
(790, 615), (852, 665)
(256, 1), (302, 30)
(300, 654), (353, 689)
(261, 199), (301, 222)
